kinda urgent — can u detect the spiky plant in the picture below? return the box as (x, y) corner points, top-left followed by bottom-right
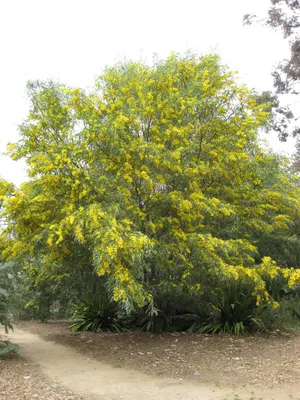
(69, 292), (122, 333)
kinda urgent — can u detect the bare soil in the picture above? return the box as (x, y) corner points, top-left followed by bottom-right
(0, 353), (86, 400)
(4, 321), (300, 399)
(18, 320), (300, 389)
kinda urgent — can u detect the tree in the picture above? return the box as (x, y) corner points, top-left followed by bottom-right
(1, 53), (300, 312)
(244, 0), (300, 140)
(292, 138), (300, 170)
(0, 264), (12, 333)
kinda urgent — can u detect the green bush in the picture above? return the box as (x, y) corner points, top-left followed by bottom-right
(0, 341), (18, 359)
(257, 236), (300, 269)
(0, 296), (12, 334)
(12, 258), (108, 322)
(0, 264), (17, 360)
(68, 279), (300, 336)
(257, 299), (300, 332)
(69, 293), (122, 332)
(0, 264), (13, 333)
(185, 281), (262, 335)
(134, 301), (173, 333)
(133, 286), (210, 333)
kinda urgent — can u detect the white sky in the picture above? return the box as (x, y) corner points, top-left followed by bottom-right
(0, 0), (296, 186)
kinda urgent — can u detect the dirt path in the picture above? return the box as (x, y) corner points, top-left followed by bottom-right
(9, 328), (300, 400)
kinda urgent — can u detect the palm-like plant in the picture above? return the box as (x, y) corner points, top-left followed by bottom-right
(69, 292), (122, 332)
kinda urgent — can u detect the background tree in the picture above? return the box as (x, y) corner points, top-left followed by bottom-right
(244, 0), (300, 141)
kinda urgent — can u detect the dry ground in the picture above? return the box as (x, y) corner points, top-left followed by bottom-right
(17, 320), (300, 390)
(0, 354), (87, 400)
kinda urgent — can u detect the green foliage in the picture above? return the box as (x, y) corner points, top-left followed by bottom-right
(184, 281), (262, 335)
(134, 288), (200, 333)
(1, 53), (300, 332)
(256, 236), (300, 269)
(0, 264), (13, 333)
(258, 299), (300, 332)
(264, 274), (291, 302)
(133, 282), (263, 335)
(134, 305), (170, 333)
(9, 247), (106, 322)
(69, 293), (122, 333)
(0, 263), (16, 358)
(0, 341), (18, 359)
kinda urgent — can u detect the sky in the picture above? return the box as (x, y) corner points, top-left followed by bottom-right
(0, 0), (296, 186)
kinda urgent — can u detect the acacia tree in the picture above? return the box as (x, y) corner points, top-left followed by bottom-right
(0, 182), (14, 332)
(1, 53), (300, 310)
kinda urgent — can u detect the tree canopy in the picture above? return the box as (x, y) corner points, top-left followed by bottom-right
(1, 53), (300, 311)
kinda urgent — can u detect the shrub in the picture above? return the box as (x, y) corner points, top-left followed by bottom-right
(185, 281), (262, 335)
(134, 301), (173, 333)
(258, 299), (300, 332)
(257, 236), (300, 269)
(69, 293), (122, 332)
(0, 340), (18, 359)
(0, 264), (13, 333)
(134, 286), (209, 333)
